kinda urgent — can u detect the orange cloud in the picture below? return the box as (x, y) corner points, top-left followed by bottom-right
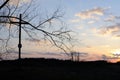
(99, 23), (120, 35)
(75, 7), (107, 20)
(9, 0), (31, 5)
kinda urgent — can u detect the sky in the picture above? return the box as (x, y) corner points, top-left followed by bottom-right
(1, 0), (120, 62)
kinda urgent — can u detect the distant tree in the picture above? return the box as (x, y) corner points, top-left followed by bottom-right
(70, 51), (88, 61)
(102, 55), (108, 61)
(0, 0), (72, 59)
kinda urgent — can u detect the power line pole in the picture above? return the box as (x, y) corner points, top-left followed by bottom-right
(18, 14), (22, 60)
(0, 14), (29, 60)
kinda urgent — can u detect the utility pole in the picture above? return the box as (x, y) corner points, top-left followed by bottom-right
(77, 52), (80, 61)
(0, 14), (28, 60)
(18, 14), (22, 60)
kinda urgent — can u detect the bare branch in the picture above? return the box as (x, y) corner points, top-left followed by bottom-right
(0, 0), (9, 10)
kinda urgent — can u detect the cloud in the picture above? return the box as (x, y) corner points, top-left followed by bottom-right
(70, 19), (80, 23)
(9, 0), (31, 5)
(25, 38), (41, 42)
(6, 51), (68, 60)
(76, 25), (83, 29)
(116, 35), (120, 37)
(22, 0), (31, 3)
(75, 7), (107, 20)
(105, 15), (120, 22)
(101, 54), (120, 63)
(105, 15), (116, 22)
(99, 23), (120, 35)
(81, 33), (87, 36)
(88, 21), (95, 24)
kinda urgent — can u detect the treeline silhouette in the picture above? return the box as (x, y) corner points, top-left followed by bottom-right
(0, 58), (120, 80)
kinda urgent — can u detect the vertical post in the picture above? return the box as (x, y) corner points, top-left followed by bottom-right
(18, 14), (22, 60)
(77, 53), (79, 61)
(71, 52), (74, 61)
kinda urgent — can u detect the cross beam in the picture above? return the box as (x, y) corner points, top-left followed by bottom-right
(0, 14), (28, 60)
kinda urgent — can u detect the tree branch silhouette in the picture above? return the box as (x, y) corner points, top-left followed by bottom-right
(0, 0), (72, 59)
(0, 0), (9, 10)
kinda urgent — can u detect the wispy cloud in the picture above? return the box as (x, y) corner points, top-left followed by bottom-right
(25, 38), (41, 42)
(70, 19), (80, 23)
(88, 20), (95, 24)
(75, 7), (108, 20)
(9, 0), (31, 5)
(102, 54), (120, 63)
(99, 23), (120, 35)
(105, 15), (120, 22)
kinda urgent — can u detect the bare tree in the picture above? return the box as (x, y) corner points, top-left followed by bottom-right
(0, 0), (73, 59)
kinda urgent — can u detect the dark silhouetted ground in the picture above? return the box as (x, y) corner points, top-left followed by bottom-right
(0, 58), (120, 80)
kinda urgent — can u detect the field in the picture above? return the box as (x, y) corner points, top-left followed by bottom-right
(0, 58), (120, 80)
